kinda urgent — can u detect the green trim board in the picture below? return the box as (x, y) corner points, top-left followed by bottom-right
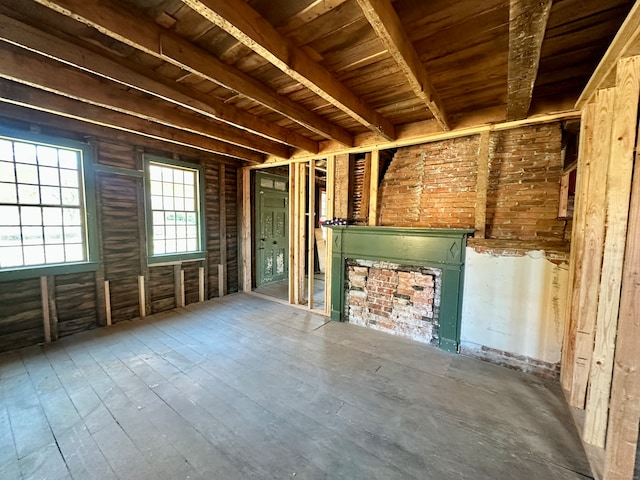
(328, 226), (472, 353)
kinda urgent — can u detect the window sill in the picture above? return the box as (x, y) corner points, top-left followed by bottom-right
(0, 261), (99, 282)
(147, 251), (207, 266)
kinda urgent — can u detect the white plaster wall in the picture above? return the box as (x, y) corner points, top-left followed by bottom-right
(460, 248), (568, 364)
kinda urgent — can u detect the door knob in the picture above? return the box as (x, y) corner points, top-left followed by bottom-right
(273, 240), (277, 244)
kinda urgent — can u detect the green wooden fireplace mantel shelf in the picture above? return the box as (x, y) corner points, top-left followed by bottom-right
(328, 226), (473, 353)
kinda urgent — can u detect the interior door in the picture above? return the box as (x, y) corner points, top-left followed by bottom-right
(256, 174), (288, 286)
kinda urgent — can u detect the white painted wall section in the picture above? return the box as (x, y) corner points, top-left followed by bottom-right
(460, 248), (568, 364)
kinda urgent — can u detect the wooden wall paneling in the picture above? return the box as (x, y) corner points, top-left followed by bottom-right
(603, 115), (640, 479)
(0, 278), (43, 352)
(149, 265), (176, 313)
(199, 266), (205, 302)
(569, 88), (615, 408)
(558, 172), (571, 218)
(561, 103), (596, 392)
(219, 163), (227, 297)
(242, 167), (252, 292)
(183, 262), (201, 305)
(225, 165), (239, 294)
(474, 130), (491, 238)
(135, 147), (150, 317)
(54, 272), (97, 337)
(175, 264), (185, 308)
(90, 140), (107, 327)
(308, 159), (316, 309)
(585, 56), (640, 447)
(368, 150), (380, 226)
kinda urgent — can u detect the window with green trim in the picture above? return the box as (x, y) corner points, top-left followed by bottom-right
(145, 155), (205, 263)
(0, 129), (98, 279)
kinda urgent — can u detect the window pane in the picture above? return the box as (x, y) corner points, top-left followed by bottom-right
(60, 169), (79, 188)
(0, 140), (13, 161)
(14, 143), (37, 164)
(186, 213), (197, 225)
(153, 225), (164, 239)
(175, 197), (185, 211)
(43, 207), (63, 226)
(0, 246), (23, 267)
(163, 197), (174, 210)
(58, 150), (78, 169)
(0, 161), (15, 182)
(44, 226), (64, 244)
(39, 166), (60, 186)
(41, 186), (61, 205)
(187, 238), (197, 251)
(64, 226), (82, 243)
(63, 208), (81, 226)
(173, 169), (184, 183)
(18, 184), (40, 204)
(65, 244), (84, 262)
(23, 245), (45, 265)
(154, 240), (165, 254)
(0, 183), (17, 203)
(20, 206), (41, 225)
(61, 188), (79, 206)
(176, 238), (187, 252)
(0, 226), (21, 246)
(16, 164), (38, 184)
(149, 165), (162, 181)
(45, 244), (65, 263)
(22, 226), (43, 245)
(151, 195), (163, 210)
(37, 146), (59, 167)
(150, 180), (162, 195)
(165, 239), (177, 253)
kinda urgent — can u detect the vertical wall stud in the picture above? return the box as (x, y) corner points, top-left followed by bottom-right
(199, 266), (205, 302)
(40, 276), (51, 344)
(138, 275), (146, 318)
(104, 280), (112, 326)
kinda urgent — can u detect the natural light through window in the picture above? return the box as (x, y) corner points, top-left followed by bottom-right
(149, 162), (200, 256)
(0, 136), (86, 269)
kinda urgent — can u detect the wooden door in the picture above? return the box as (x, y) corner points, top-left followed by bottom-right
(256, 173), (288, 286)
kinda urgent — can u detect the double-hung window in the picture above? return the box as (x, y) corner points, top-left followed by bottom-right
(145, 155), (205, 263)
(0, 128), (98, 280)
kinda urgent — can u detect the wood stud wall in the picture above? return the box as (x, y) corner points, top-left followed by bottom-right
(561, 54), (640, 479)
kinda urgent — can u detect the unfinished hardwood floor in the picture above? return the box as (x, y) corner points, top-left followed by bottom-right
(0, 293), (591, 479)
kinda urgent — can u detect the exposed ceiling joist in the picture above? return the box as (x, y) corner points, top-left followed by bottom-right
(0, 43), (284, 158)
(0, 13), (318, 154)
(181, 0), (397, 141)
(0, 81), (264, 162)
(31, 0), (354, 147)
(356, 0), (450, 131)
(506, 0), (553, 120)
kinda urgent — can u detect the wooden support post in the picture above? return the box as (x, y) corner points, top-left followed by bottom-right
(40, 276), (51, 344)
(218, 264), (225, 298)
(570, 88), (615, 408)
(104, 280), (112, 326)
(474, 130), (490, 238)
(558, 172), (570, 218)
(368, 149), (379, 226)
(585, 56), (640, 447)
(219, 164), (227, 297)
(174, 264), (185, 308)
(241, 167), (252, 292)
(308, 158), (316, 309)
(603, 121), (640, 479)
(298, 162), (307, 304)
(561, 104), (595, 391)
(46, 275), (58, 341)
(199, 266), (205, 302)
(334, 153), (350, 219)
(324, 155), (336, 314)
(138, 275), (146, 318)
(288, 164), (296, 304)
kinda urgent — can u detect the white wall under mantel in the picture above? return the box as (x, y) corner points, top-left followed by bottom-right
(460, 248), (568, 366)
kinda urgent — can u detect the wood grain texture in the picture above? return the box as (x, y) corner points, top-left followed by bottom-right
(54, 272), (97, 337)
(584, 56), (640, 448)
(603, 107), (640, 479)
(569, 88), (614, 408)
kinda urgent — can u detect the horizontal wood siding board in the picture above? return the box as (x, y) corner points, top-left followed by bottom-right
(0, 278), (42, 345)
(149, 265), (176, 314)
(225, 165), (239, 293)
(54, 272), (97, 336)
(204, 162), (221, 298)
(184, 262), (201, 305)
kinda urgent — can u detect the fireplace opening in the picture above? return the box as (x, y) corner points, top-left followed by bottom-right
(345, 259), (442, 345)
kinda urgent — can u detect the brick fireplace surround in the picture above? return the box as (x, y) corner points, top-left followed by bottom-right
(329, 226), (472, 352)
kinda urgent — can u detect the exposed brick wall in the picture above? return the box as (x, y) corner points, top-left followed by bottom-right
(378, 136), (479, 228)
(346, 259), (441, 345)
(486, 124), (565, 241)
(377, 122), (568, 243)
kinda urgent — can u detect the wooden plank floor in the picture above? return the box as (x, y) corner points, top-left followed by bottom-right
(0, 293), (591, 479)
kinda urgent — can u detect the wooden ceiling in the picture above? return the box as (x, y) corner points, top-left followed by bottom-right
(0, 0), (633, 163)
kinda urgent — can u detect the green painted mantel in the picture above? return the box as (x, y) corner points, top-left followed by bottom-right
(328, 226), (473, 353)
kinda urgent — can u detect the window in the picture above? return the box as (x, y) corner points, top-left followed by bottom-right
(145, 155), (205, 263)
(0, 128), (97, 280)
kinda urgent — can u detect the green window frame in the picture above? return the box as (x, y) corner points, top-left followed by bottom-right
(144, 155), (206, 264)
(0, 127), (99, 281)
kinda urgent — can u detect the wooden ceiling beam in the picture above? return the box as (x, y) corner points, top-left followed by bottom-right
(0, 80), (264, 162)
(506, 0), (552, 121)
(0, 43), (285, 158)
(31, 0), (353, 147)
(356, 0), (450, 131)
(181, 0), (397, 141)
(0, 13), (319, 154)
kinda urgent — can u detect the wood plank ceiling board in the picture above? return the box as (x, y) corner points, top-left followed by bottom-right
(180, 0), (397, 141)
(356, 0), (450, 130)
(31, 0), (355, 146)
